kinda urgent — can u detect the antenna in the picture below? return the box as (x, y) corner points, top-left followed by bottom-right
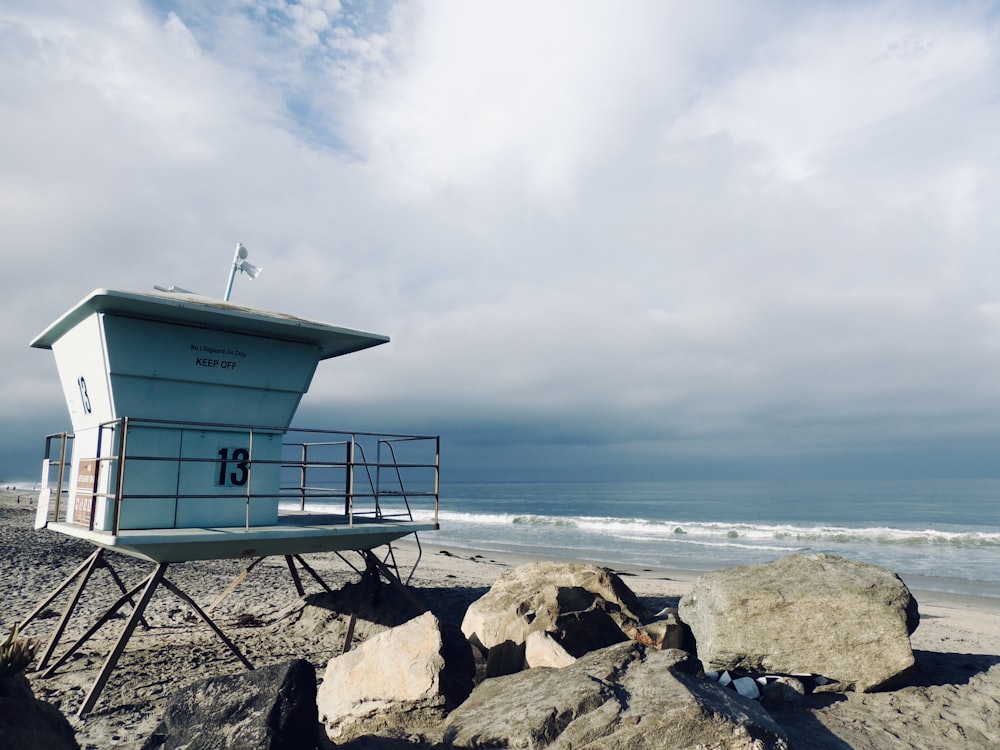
(224, 242), (263, 301)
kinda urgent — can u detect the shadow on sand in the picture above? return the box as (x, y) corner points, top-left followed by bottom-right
(910, 648), (1000, 688)
(768, 649), (1000, 749)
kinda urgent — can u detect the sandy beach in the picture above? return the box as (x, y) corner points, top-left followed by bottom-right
(3, 487), (1000, 749)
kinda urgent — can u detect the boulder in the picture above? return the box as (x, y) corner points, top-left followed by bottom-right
(760, 676), (806, 711)
(0, 673), (79, 750)
(524, 631), (576, 669)
(317, 611), (474, 744)
(141, 659), (318, 750)
(678, 553), (920, 692)
(460, 562), (646, 675)
(621, 608), (688, 650)
(443, 641), (789, 749)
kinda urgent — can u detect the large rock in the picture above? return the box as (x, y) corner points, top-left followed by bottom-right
(141, 659), (318, 750)
(678, 553), (920, 692)
(317, 611), (474, 744)
(443, 641), (789, 749)
(622, 608), (688, 651)
(0, 673), (79, 750)
(460, 562), (646, 675)
(524, 631), (576, 669)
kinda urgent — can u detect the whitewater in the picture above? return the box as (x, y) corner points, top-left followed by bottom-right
(399, 479), (1000, 598)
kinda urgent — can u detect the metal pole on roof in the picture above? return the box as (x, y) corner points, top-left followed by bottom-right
(224, 243), (248, 301)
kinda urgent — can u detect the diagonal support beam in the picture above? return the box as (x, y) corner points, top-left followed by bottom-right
(42, 572), (156, 679)
(342, 550), (427, 654)
(291, 554), (333, 593)
(284, 554), (305, 596)
(362, 550), (428, 615)
(36, 549), (104, 671)
(206, 557), (264, 614)
(98, 556), (150, 631)
(78, 563), (166, 717)
(20, 549), (103, 631)
(161, 576), (254, 671)
(25, 549), (150, 674)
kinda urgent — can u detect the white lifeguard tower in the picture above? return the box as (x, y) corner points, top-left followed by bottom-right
(22, 285), (440, 715)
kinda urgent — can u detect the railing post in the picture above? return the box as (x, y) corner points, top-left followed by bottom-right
(375, 439), (381, 506)
(89, 425), (103, 532)
(434, 435), (440, 525)
(245, 427), (254, 529)
(54, 433), (68, 523)
(346, 438), (355, 524)
(375, 439), (383, 519)
(112, 418), (129, 535)
(299, 443), (307, 511)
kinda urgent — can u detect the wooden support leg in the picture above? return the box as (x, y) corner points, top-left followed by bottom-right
(333, 550), (363, 576)
(362, 550), (428, 615)
(291, 554), (333, 593)
(342, 610), (359, 654)
(342, 551), (417, 655)
(284, 555), (305, 597)
(98, 556), (150, 630)
(206, 557), (264, 614)
(20, 550), (103, 631)
(36, 549), (104, 671)
(78, 563), (166, 718)
(341, 561), (379, 655)
(42, 572), (156, 679)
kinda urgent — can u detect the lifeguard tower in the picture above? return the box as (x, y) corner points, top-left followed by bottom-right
(22, 284), (440, 716)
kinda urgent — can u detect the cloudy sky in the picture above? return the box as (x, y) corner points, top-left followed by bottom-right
(3, 0), (1000, 483)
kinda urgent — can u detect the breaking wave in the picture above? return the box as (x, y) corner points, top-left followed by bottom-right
(421, 509), (1000, 549)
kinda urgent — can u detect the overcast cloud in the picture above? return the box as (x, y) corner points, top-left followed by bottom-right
(3, 0), (1000, 482)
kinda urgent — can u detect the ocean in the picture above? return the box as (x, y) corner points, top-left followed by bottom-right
(406, 479), (1000, 599)
(12, 472), (998, 598)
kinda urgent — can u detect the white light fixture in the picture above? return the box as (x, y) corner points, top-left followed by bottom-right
(224, 242), (263, 301)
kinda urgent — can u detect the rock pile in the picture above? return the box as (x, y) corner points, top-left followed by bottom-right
(443, 641), (790, 749)
(460, 561), (653, 677)
(147, 553), (921, 749)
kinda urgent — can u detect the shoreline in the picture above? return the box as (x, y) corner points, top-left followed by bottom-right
(6, 484), (1000, 624)
(4, 490), (1000, 748)
(13, 484), (1000, 599)
(395, 536), (1000, 613)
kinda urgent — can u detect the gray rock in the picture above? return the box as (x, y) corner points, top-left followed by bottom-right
(760, 676), (806, 711)
(317, 611), (474, 744)
(732, 676), (760, 700)
(141, 659), (318, 750)
(621, 609), (687, 650)
(443, 641), (789, 749)
(460, 562), (646, 676)
(0, 673), (80, 750)
(678, 553), (919, 692)
(524, 631), (576, 669)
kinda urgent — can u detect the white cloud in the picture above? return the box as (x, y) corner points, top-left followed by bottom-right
(352, 1), (685, 200)
(667, 2), (994, 180)
(3, 0), (1000, 479)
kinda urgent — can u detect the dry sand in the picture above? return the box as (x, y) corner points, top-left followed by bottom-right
(3, 488), (1000, 749)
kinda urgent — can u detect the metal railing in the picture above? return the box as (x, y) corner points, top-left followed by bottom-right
(287, 427), (441, 523)
(40, 432), (73, 526)
(40, 418), (440, 534)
